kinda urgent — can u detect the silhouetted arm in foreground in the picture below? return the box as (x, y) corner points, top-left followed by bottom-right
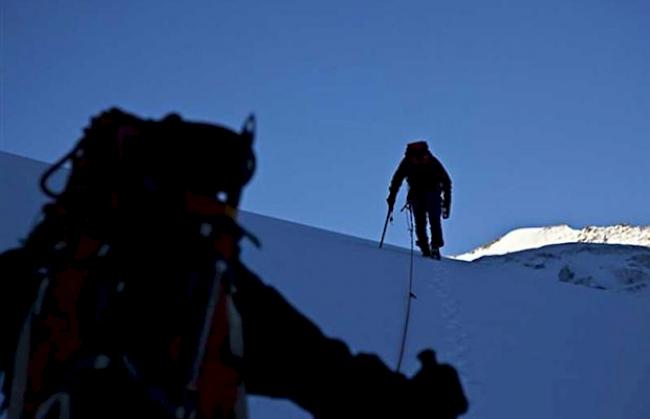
(234, 263), (469, 418)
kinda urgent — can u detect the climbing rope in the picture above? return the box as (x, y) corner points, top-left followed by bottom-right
(396, 203), (417, 372)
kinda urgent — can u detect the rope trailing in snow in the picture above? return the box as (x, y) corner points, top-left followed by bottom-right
(396, 203), (417, 372)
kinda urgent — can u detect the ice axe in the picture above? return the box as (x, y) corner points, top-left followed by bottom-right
(379, 207), (393, 248)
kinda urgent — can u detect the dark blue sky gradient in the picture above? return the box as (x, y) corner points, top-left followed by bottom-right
(2, 0), (649, 254)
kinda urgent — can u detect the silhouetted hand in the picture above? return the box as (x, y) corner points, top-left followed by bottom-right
(409, 349), (468, 418)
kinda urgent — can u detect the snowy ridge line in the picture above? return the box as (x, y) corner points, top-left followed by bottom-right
(0, 151), (389, 255)
(454, 224), (650, 261)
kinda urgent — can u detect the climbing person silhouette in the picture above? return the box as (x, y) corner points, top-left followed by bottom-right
(387, 140), (452, 259)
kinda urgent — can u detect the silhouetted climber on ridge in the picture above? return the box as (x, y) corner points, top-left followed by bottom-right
(387, 141), (452, 259)
(0, 109), (467, 418)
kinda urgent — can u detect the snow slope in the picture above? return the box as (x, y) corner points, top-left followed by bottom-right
(455, 224), (650, 261)
(2, 151), (650, 419)
(239, 215), (650, 419)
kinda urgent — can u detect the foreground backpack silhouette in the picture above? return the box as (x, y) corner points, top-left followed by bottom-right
(387, 141), (452, 259)
(0, 108), (468, 418)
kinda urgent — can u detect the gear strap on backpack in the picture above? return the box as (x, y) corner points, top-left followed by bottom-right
(7, 108), (257, 419)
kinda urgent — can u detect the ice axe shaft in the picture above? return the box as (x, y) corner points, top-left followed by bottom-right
(379, 208), (393, 248)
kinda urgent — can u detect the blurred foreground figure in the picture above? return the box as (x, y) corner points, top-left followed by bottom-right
(387, 141), (452, 259)
(0, 109), (467, 418)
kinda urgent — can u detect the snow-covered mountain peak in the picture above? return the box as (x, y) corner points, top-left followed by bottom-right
(455, 224), (650, 261)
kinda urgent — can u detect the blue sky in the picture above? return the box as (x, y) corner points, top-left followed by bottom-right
(2, 0), (649, 255)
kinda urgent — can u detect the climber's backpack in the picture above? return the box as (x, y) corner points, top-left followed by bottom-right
(5, 108), (257, 419)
